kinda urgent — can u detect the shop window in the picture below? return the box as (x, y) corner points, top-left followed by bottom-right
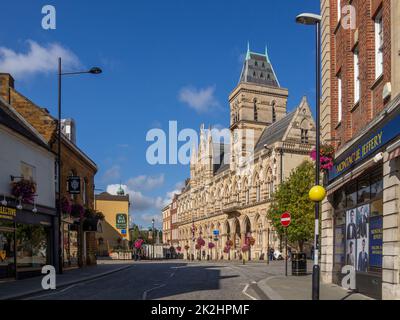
(357, 178), (371, 204)
(16, 224), (49, 271)
(345, 183), (357, 208)
(371, 175), (383, 199)
(333, 189), (346, 210)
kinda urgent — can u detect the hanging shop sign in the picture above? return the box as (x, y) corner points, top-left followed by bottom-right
(67, 176), (81, 194)
(328, 107), (400, 182)
(0, 206), (16, 221)
(116, 213), (127, 229)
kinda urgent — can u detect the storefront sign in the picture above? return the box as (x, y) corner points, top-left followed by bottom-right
(369, 217), (383, 268)
(116, 213), (127, 229)
(329, 109), (400, 182)
(67, 176), (81, 194)
(0, 206), (16, 220)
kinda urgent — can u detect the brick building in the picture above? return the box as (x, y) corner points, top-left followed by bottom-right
(320, 0), (400, 300)
(0, 73), (98, 270)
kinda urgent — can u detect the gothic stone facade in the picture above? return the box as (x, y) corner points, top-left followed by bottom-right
(173, 48), (317, 260)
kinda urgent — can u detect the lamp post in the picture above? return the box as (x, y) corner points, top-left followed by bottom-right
(152, 218), (155, 260)
(295, 13), (322, 300)
(57, 58), (102, 273)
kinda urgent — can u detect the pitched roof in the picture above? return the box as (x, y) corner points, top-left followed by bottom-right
(239, 46), (280, 87)
(0, 97), (49, 149)
(95, 192), (129, 202)
(254, 110), (296, 152)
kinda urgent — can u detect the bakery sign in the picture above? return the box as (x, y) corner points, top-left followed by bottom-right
(0, 206), (17, 220)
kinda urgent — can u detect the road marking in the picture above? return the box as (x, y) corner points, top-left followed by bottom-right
(142, 284), (166, 300)
(23, 284), (79, 300)
(242, 284), (258, 301)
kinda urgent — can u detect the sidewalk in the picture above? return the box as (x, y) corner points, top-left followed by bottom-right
(0, 260), (134, 300)
(257, 262), (373, 300)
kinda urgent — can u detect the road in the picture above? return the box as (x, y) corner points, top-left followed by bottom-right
(26, 260), (280, 300)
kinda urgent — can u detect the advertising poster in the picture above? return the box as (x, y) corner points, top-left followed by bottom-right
(345, 209), (357, 268)
(356, 205), (369, 272)
(334, 225), (346, 271)
(369, 216), (383, 268)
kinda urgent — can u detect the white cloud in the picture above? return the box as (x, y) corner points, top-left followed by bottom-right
(140, 214), (162, 224)
(165, 181), (185, 201)
(126, 174), (165, 191)
(102, 165), (121, 182)
(0, 40), (80, 78)
(179, 85), (219, 113)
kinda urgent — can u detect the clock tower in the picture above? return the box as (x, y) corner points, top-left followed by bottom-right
(230, 44), (289, 170)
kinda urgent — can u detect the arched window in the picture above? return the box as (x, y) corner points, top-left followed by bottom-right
(300, 119), (309, 144)
(256, 184), (261, 202)
(253, 98), (258, 121)
(272, 101), (277, 123)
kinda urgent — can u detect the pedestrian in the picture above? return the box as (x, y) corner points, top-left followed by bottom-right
(311, 245), (315, 261)
(269, 247), (274, 261)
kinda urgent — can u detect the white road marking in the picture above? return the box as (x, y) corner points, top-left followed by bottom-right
(242, 284), (258, 301)
(142, 284), (166, 300)
(23, 284), (79, 300)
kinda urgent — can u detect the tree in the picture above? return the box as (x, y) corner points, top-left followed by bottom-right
(267, 161), (315, 252)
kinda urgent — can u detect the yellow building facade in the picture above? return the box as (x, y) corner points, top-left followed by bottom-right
(95, 189), (130, 255)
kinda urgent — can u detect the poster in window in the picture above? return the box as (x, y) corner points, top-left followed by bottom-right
(369, 216), (383, 268)
(356, 205), (369, 272)
(346, 209), (357, 268)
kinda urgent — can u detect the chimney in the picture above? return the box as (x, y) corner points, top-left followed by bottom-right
(0, 73), (15, 104)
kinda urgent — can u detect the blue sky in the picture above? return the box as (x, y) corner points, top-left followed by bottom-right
(1, 0), (320, 228)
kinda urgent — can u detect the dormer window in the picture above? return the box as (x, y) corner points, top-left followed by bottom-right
(254, 98), (258, 121)
(262, 62), (265, 68)
(253, 71), (256, 77)
(255, 61), (258, 67)
(272, 101), (277, 123)
(260, 72), (264, 78)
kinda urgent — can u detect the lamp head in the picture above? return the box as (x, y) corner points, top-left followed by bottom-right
(89, 67), (102, 74)
(296, 13), (322, 25)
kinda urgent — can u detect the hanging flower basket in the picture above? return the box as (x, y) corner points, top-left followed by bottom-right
(71, 203), (85, 219)
(184, 245), (190, 251)
(226, 240), (233, 247)
(197, 237), (205, 247)
(11, 179), (36, 203)
(208, 242), (215, 249)
(310, 144), (335, 171)
(195, 244), (201, 250)
(242, 244), (250, 253)
(134, 239), (144, 249)
(246, 236), (256, 246)
(176, 246), (182, 252)
(61, 197), (72, 215)
(223, 246), (231, 253)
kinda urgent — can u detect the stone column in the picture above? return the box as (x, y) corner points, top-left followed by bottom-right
(382, 155), (400, 300)
(321, 198), (334, 284)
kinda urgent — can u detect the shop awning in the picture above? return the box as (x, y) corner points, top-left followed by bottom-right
(388, 146), (400, 161)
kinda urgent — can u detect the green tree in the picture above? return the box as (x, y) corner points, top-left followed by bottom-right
(267, 161), (315, 252)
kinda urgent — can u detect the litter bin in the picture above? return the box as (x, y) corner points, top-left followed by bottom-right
(292, 252), (307, 276)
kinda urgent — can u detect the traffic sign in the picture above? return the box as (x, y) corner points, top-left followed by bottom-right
(281, 212), (291, 227)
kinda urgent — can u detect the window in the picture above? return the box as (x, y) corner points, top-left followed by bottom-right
(337, 0), (341, 21)
(375, 11), (384, 79)
(254, 99), (258, 121)
(338, 75), (343, 123)
(245, 189), (250, 204)
(301, 129), (309, 144)
(354, 48), (360, 103)
(272, 102), (276, 123)
(21, 162), (36, 181)
(256, 185), (260, 202)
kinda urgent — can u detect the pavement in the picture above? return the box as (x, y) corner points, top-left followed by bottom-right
(0, 259), (373, 300)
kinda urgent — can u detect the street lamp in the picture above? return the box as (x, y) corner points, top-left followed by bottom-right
(57, 57), (102, 273)
(295, 13), (322, 301)
(152, 218), (155, 260)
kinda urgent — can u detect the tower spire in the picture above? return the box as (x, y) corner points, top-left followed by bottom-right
(246, 41), (251, 61)
(265, 45), (270, 63)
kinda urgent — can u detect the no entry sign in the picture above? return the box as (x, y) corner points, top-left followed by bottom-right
(281, 212), (291, 227)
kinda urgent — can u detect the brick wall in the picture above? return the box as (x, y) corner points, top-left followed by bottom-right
(330, 0), (391, 149)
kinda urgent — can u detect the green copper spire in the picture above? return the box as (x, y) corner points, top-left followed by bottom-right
(246, 41), (251, 61)
(117, 184), (125, 196)
(265, 45), (270, 63)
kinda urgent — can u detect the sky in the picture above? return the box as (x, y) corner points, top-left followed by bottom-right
(1, 0), (320, 228)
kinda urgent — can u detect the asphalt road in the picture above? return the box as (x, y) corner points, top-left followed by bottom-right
(26, 261), (275, 300)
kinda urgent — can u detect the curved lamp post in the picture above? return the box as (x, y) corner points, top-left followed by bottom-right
(57, 58), (102, 273)
(295, 13), (324, 301)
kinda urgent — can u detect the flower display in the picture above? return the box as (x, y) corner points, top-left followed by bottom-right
(246, 236), (256, 246)
(71, 203), (85, 218)
(61, 197), (72, 214)
(195, 244), (201, 250)
(197, 237), (205, 247)
(208, 242), (215, 249)
(134, 239), (144, 249)
(184, 245), (190, 251)
(241, 244), (250, 252)
(11, 179), (36, 203)
(176, 246), (182, 252)
(310, 144), (335, 171)
(226, 240), (233, 247)
(223, 246), (231, 253)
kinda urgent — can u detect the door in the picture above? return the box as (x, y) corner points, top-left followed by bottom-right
(0, 228), (16, 280)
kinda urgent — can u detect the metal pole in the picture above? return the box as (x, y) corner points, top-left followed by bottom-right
(152, 220), (155, 260)
(57, 57), (63, 274)
(312, 21), (321, 301)
(285, 227), (288, 277)
(267, 227), (270, 265)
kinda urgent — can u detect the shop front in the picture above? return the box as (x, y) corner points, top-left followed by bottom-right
(62, 216), (79, 269)
(0, 200), (56, 281)
(325, 99), (400, 300)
